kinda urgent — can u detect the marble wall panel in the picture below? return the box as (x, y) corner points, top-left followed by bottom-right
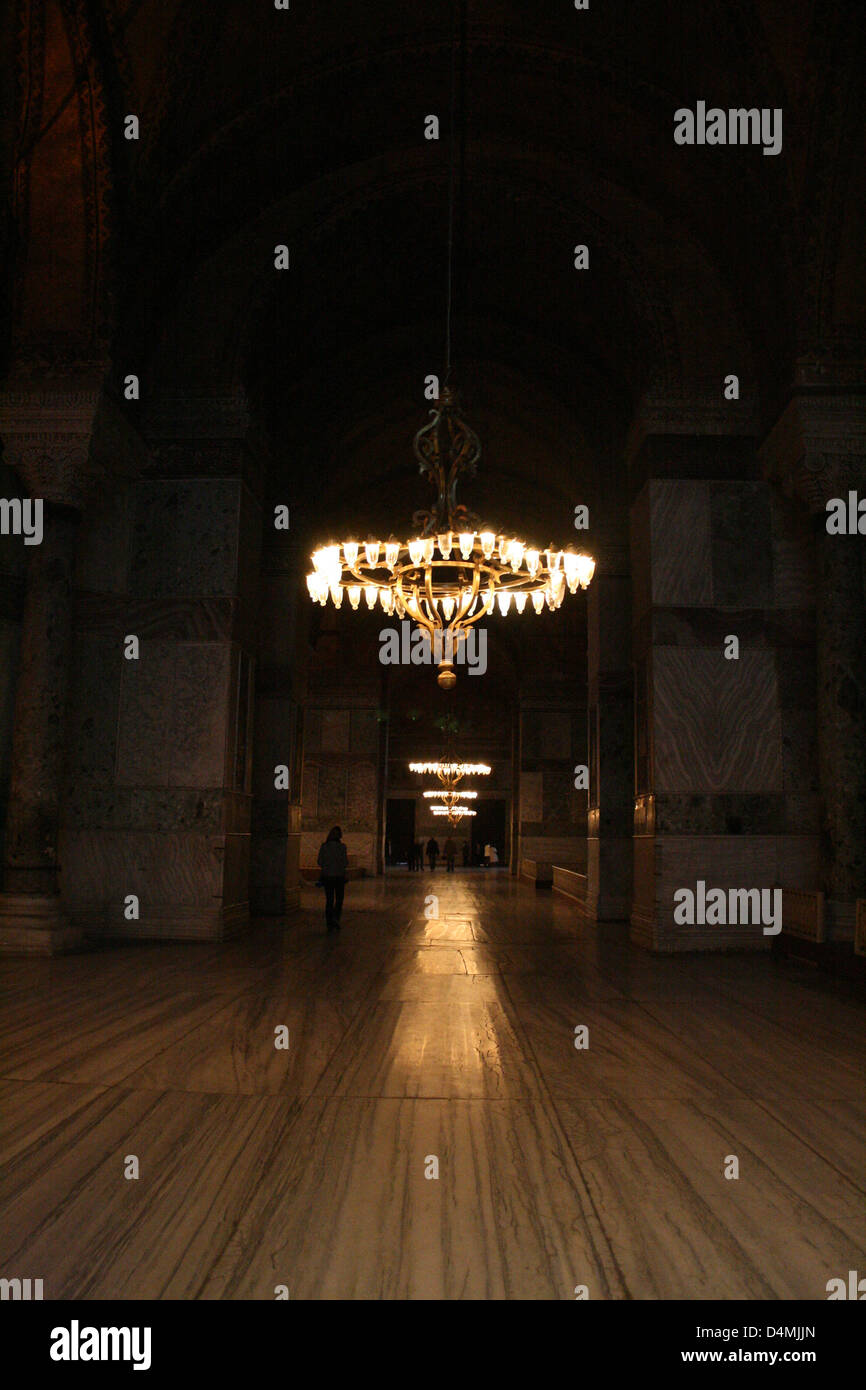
(520, 771), (543, 823)
(520, 835), (586, 869)
(301, 764), (319, 820)
(657, 834), (781, 943)
(781, 708), (819, 794)
(76, 485), (132, 594)
(60, 829), (222, 906)
(351, 708), (379, 757)
(130, 480), (240, 599)
(710, 482), (772, 607)
(167, 644), (230, 788)
(116, 642), (175, 785)
(629, 484), (652, 627)
(64, 636), (119, 793)
(653, 648), (782, 794)
(650, 480), (712, 606)
(321, 709), (351, 753)
(540, 712), (573, 758)
(346, 761), (377, 827)
(317, 766), (347, 823)
(771, 491), (816, 610)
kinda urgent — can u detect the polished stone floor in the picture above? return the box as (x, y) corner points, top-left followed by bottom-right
(1, 870), (864, 1300)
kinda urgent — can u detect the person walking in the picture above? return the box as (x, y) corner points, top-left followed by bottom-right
(414, 840), (424, 871)
(444, 837), (456, 872)
(317, 825), (348, 933)
(426, 836), (439, 871)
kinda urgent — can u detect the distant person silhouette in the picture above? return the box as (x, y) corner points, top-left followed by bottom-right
(426, 836), (439, 871)
(444, 837), (456, 872)
(414, 840), (424, 871)
(317, 825), (348, 933)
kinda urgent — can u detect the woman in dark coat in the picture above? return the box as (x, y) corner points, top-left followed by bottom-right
(317, 825), (348, 933)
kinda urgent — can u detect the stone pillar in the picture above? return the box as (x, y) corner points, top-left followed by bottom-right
(762, 393), (866, 932)
(626, 396), (816, 952)
(0, 383), (107, 951)
(816, 525), (866, 909)
(251, 530), (306, 913)
(586, 534), (633, 921)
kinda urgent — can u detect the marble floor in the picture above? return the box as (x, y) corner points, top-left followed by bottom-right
(1, 871), (864, 1300)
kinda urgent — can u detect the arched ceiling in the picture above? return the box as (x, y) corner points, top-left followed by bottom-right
(4, 0), (865, 441)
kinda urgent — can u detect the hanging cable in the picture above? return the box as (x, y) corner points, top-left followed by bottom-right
(444, 0), (460, 384)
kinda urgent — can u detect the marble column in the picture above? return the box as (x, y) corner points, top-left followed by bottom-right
(0, 382), (107, 952)
(586, 537), (633, 921)
(815, 523), (866, 912)
(3, 503), (79, 898)
(762, 398), (866, 930)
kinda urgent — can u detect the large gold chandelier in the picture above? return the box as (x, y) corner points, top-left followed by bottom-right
(410, 760), (490, 790)
(306, 388), (595, 688)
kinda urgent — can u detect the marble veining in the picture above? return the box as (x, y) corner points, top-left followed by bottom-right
(0, 872), (863, 1298)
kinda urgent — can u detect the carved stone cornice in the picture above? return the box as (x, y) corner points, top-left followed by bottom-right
(626, 395), (759, 463)
(0, 387), (145, 506)
(760, 393), (866, 512)
(142, 388), (252, 442)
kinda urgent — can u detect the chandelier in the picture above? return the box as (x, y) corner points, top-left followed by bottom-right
(305, 8), (595, 687)
(410, 760), (490, 790)
(431, 803), (476, 825)
(306, 389), (595, 688)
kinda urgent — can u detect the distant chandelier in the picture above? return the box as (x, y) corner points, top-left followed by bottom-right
(431, 804), (476, 824)
(409, 760), (490, 790)
(423, 789), (478, 800)
(306, 389), (595, 688)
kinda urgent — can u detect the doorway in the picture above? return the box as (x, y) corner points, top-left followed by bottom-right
(385, 798), (415, 866)
(471, 799), (508, 866)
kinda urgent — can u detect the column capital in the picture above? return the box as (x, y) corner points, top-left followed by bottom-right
(627, 393), (759, 459)
(0, 386), (143, 506)
(759, 392), (866, 512)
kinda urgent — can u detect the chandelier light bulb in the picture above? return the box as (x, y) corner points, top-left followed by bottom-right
(442, 595), (456, 620)
(365, 540), (381, 568)
(507, 539), (525, 569)
(331, 585), (344, 608)
(479, 530), (496, 559)
(422, 537), (436, 564)
(576, 554), (595, 587)
(348, 585), (362, 610)
(437, 531), (453, 558)
(457, 531), (473, 559)
(514, 591), (528, 613)
(525, 548), (541, 578)
(408, 538), (425, 565)
(385, 540), (400, 569)
(364, 584), (378, 609)
(532, 590), (545, 614)
(497, 590), (512, 616)
(343, 541), (359, 568)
